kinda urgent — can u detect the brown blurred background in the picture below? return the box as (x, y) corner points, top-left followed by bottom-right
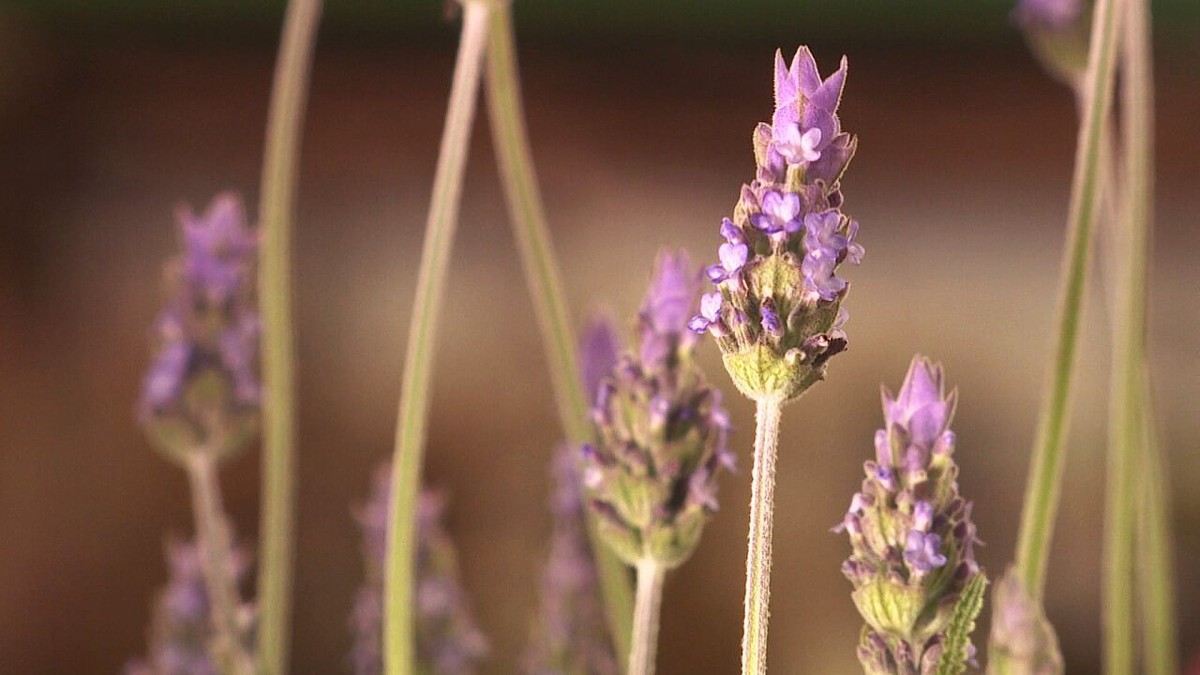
(0, 1), (1197, 673)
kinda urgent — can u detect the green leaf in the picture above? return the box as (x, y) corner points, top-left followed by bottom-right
(936, 573), (988, 675)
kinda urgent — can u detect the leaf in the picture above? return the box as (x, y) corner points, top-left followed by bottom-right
(936, 573), (988, 675)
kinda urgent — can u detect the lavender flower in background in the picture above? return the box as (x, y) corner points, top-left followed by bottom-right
(523, 319), (620, 675)
(583, 250), (734, 569)
(523, 445), (620, 675)
(125, 537), (253, 675)
(351, 465), (488, 675)
(1013, 0), (1083, 31)
(693, 47), (861, 404)
(839, 357), (986, 674)
(138, 193), (261, 465)
(1013, 0), (1089, 88)
(987, 571), (1064, 675)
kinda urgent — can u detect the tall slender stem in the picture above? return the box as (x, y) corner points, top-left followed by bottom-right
(1011, 0), (1122, 600)
(382, 4), (491, 673)
(1135, 369), (1178, 675)
(629, 560), (666, 675)
(1103, 0), (1158, 670)
(254, 1), (322, 673)
(482, 5), (634, 661)
(188, 455), (253, 675)
(741, 396), (783, 675)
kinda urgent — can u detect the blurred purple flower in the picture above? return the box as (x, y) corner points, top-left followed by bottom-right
(125, 537), (252, 675)
(350, 466), (488, 675)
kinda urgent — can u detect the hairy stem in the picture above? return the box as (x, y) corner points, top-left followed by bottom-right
(382, 4), (491, 673)
(1104, 0), (1159, 671)
(741, 396), (783, 675)
(482, 4), (634, 661)
(255, 0), (322, 672)
(629, 560), (666, 675)
(188, 455), (253, 675)
(1011, 0), (1122, 600)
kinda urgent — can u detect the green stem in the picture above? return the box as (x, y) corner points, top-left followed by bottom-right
(1104, 0), (1158, 671)
(1011, 0), (1122, 600)
(481, 5), (634, 662)
(382, 4), (492, 673)
(629, 560), (666, 675)
(1135, 368), (1178, 675)
(741, 396), (783, 675)
(188, 455), (253, 675)
(255, 1), (322, 673)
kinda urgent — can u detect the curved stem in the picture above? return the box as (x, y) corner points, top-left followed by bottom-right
(482, 5), (634, 661)
(382, 4), (492, 674)
(1011, 0), (1122, 600)
(255, 0), (322, 672)
(629, 560), (666, 675)
(188, 455), (253, 675)
(741, 396), (783, 675)
(1104, 0), (1157, 671)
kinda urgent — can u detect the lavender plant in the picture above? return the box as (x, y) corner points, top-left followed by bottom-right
(126, 537), (253, 675)
(689, 46), (861, 675)
(352, 465), (489, 675)
(584, 252), (735, 675)
(523, 319), (620, 675)
(136, 194), (261, 675)
(838, 357), (986, 675)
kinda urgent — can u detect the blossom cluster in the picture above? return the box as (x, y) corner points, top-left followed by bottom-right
(691, 48), (862, 403)
(523, 320), (620, 675)
(125, 537), (253, 675)
(138, 194), (261, 464)
(839, 357), (984, 674)
(350, 466), (488, 675)
(584, 252), (735, 568)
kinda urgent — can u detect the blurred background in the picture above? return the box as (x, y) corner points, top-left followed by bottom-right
(0, 1), (1197, 673)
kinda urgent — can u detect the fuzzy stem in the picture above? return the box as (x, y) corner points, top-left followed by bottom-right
(187, 455), (253, 675)
(741, 396), (783, 675)
(254, 1), (322, 673)
(1103, 0), (1156, 671)
(1011, 0), (1122, 600)
(382, 4), (491, 674)
(629, 560), (666, 675)
(482, 4), (634, 662)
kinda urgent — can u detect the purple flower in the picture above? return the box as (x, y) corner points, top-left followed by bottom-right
(138, 194), (261, 463)
(750, 190), (804, 237)
(988, 571), (1065, 674)
(1013, 0), (1083, 30)
(903, 531), (948, 573)
(350, 466), (488, 675)
(585, 253), (733, 568)
(695, 48), (861, 402)
(688, 291), (724, 334)
(580, 317), (620, 404)
(638, 251), (701, 371)
(125, 537), (252, 675)
(840, 357), (984, 673)
(801, 210), (863, 301)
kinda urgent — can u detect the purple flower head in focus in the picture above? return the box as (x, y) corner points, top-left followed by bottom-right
(350, 465), (488, 675)
(693, 48), (861, 403)
(138, 193), (261, 465)
(839, 357), (985, 674)
(584, 253), (734, 568)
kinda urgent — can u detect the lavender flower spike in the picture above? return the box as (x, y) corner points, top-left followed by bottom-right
(987, 569), (1064, 675)
(125, 537), (254, 675)
(583, 251), (734, 569)
(351, 465), (488, 675)
(523, 319), (620, 675)
(840, 357), (987, 674)
(138, 193), (261, 465)
(693, 48), (861, 403)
